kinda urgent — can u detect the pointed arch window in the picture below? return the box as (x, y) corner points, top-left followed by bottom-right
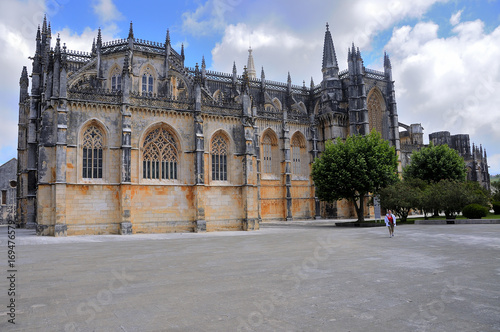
(82, 125), (104, 179)
(142, 127), (178, 180)
(367, 88), (386, 135)
(292, 137), (302, 175)
(211, 134), (228, 181)
(142, 67), (154, 95)
(291, 133), (308, 178)
(262, 134), (273, 174)
(111, 74), (121, 91)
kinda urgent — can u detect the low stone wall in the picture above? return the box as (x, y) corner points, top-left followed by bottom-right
(415, 219), (500, 225)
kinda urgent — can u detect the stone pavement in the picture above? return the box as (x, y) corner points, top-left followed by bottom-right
(0, 223), (499, 332)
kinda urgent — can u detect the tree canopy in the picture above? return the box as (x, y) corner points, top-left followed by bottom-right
(311, 131), (398, 222)
(403, 143), (466, 183)
(378, 178), (425, 222)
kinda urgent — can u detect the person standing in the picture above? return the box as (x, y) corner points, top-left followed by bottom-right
(385, 210), (396, 237)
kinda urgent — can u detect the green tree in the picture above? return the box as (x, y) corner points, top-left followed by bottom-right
(431, 179), (470, 219)
(312, 131), (398, 222)
(378, 178), (424, 222)
(491, 181), (500, 202)
(404, 143), (466, 184)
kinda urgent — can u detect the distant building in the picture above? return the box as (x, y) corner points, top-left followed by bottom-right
(0, 158), (17, 224)
(429, 131), (490, 191)
(399, 124), (490, 190)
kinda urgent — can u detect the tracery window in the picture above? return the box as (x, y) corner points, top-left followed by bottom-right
(142, 127), (178, 180)
(211, 134), (228, 181)
(82, 125), (104, 179)
(367, 88), (385, 135)
(262, 134), (273, 174)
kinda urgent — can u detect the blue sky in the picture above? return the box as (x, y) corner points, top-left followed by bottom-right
(1, 0), (499, 174)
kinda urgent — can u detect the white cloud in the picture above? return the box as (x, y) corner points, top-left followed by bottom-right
(450, 9), (463, 26)
(182, 0), (232, 36)
(0, 0), (46, 156)
(92, 0), (123, 24)
(211, 23), (321, 85)
(208, 0), (449, 83)
(386, 19), (500, 173)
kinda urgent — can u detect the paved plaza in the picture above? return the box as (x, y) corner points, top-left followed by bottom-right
(1, 222), (499, 332)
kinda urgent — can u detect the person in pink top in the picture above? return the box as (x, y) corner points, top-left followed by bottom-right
(384, 210), (396, 237)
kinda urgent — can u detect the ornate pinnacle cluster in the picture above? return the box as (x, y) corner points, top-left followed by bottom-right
(322, 22), (338, 70)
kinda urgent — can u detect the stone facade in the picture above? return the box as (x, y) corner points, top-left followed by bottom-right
(17, 19), (400, 236)
(0, 158), (17, 224)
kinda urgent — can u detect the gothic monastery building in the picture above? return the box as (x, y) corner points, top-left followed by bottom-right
(17, 18), (417, 236)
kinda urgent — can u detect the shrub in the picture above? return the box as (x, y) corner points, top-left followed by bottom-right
(462, 204), (488, 219)
(493, 201), (500, 215)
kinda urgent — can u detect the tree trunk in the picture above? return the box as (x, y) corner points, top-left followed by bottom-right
(352, 195), (365, 222)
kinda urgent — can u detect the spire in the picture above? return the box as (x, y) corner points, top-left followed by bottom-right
(201, 56), (206, 83)
(128, 21), (134, 40)
(97, 27), (102, 48)
(384, 52), (392, 69)
(165, 29), (170, 45)
(247, 47), (256, 79)
(261, 66), (266, 90)
(194, 62), (201, 85)
(55, 33), (61, 53)
(42, 15), (47, 34)
(322, 22), (338, 71)
(287, 72), (292, 92)
(48, 23), (52, 39)
(92, 38), (96, 55)
(310, 77), (315, 89)
(181, 43), (185, 62)
(232, 61), (237, 85)
(242, 66), (250, 94)
(20, 66), (28, 84)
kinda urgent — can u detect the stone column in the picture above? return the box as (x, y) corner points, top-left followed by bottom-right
(194, 83), (206, 232)
(54, 98), (68, 237)
(120, 105), (132, 235)
(241, 95), (259, 230)
(310, 124), (321, 219)
(282, 110), (292, 221)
